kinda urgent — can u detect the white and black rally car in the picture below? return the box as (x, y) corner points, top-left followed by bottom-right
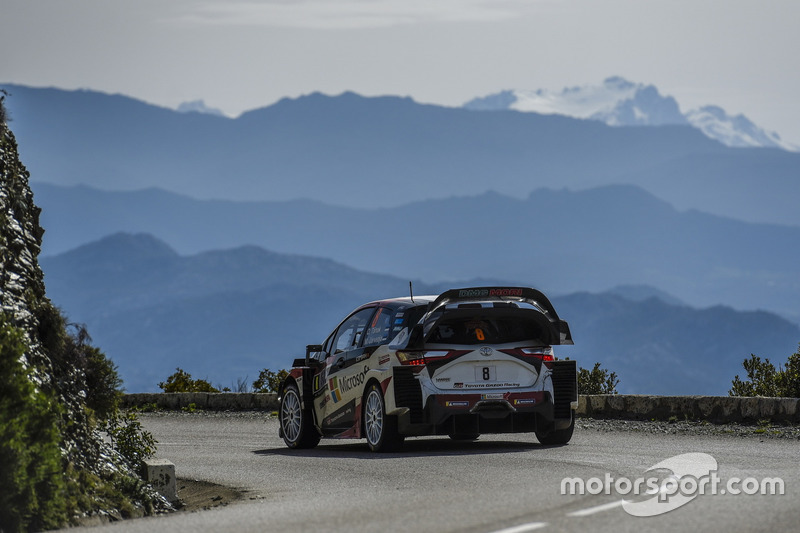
(278, 287), (576, 452)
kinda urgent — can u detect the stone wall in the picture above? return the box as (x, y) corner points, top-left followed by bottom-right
(122, 392), (279, 411)
(577, 394), (800, 424)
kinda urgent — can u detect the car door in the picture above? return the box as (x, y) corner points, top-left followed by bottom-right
(319, 306), (378, 434)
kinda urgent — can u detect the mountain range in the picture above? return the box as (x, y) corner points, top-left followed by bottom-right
(33, 182), (800, 326)
(3, 81), (798, 395)
(3, 83), (800, 227)
(464, 76), (798, 152)
(40, 233), (799, 395)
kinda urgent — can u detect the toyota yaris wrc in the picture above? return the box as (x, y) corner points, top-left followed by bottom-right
(278, 287), (577, 452)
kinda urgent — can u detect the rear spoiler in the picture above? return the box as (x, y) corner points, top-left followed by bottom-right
(406, 286), (573, 347)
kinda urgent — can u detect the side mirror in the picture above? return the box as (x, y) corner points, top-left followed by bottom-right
(305, 344), (324, 366)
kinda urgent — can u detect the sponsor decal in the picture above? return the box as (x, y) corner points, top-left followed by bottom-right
(458, 288), (524, 298)
(396, 312), (404, 317)
(514, 399), (536, 405)
(378, 355), (391, 366)
(324, 400), (356, 427)
(329, 378), (342, 403)
(356, 352), (370, 362)
(481, 393), (504, 400)
(446, 401), (470, 407)
(394, 318), (404, 325)
(454, 383), (464, 389)
(462, 382), (521, 389)
(329, 365), (370, 403)
(435, 377), (451, 383)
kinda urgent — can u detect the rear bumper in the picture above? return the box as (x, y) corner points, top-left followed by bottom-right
(396, 390), (559, 436)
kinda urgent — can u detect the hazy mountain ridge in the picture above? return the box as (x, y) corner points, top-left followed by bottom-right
(5, 83), (800, 227)
(464, 77), (798, 151)
(34, 182), (800, 326)
(40, 233), (800, 395)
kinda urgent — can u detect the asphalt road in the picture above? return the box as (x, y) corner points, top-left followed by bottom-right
(70, 413), (798, 533)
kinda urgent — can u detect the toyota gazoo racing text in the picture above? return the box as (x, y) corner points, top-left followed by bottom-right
(278, 287), (577, 452)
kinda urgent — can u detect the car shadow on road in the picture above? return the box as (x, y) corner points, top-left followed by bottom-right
(253, 437), (565, 458)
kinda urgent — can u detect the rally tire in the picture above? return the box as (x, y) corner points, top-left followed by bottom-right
(535, 413), (575, 445)
(280, 383), (320, 449)
(363, 383), (403, 452)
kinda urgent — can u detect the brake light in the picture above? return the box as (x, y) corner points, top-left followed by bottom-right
(396, 350), (457, 366)
(501, 347), (554, 361)
(522, 347), (554, 361)
(396, 351), (426, 366)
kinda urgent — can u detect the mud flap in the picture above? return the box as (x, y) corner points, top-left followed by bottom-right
(552, 360), (577, 429)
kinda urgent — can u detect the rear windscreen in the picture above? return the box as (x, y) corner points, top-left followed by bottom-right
(427, 315), (545, 345)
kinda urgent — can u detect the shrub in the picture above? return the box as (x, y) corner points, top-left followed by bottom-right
(729, 345), (800, 398)
(578, 362), (619, 395)
(68, 324), (123, 421)
(103, 411), (157, 467)
(158, 368), (219, 393)
(252, 368), (289, 393)
(0, 316), (67, 532)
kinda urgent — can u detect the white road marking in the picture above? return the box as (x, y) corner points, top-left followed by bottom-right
(567, 499), (624, 517)
(489, 523), (549, 533)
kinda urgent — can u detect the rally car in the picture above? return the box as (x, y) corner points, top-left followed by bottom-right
(278, 287), (576, 452)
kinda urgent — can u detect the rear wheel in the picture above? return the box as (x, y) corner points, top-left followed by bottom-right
(280, 383), (320, 449)
(363, 383), (403, 452)
(535, 413), (575, 445)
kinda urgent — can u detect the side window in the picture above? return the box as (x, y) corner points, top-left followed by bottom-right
(332, 308), (376, 353)
(363, 307), (396, 347)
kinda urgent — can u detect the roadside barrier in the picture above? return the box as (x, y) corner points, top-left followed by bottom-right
(121, 393), (800, 424)
(122, 392), (279, 411)
(577, 394), (800, 424)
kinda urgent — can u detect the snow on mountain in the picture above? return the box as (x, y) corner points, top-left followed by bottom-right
(176, 99), (227, 117)
(464, 77), (798, 152)
(685, 105), (796, 151)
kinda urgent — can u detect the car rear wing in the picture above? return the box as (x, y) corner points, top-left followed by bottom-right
(403, 286), (573, 348)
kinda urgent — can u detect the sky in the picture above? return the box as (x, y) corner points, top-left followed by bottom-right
(2, 0), (799, 144)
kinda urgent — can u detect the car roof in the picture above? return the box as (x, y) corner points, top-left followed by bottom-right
(366, 295), (437, 309)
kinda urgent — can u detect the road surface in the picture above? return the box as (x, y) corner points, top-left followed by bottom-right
(68, 413), (798, 532)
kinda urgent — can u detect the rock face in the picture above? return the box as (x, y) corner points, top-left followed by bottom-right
(1, 97), (166, 528)
(0, 104), (46, 361)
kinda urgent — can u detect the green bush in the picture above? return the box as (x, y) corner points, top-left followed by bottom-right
(158, 367), (219, 393)
(67, 324), (123, 421)
(252, 368), (289, 393)
(578, 362), (620, 395)
(0, 316), (67, 532)
(729, 345), (800, 398)
(103, 411), (157, 467)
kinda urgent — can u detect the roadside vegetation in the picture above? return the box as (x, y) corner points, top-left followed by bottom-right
(158, 368), (219, 393)
(578, 362), (619, 394)
(157, 367), (288, 394)
(729, 344), (800, 398)
(0, 313), (159, 531)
